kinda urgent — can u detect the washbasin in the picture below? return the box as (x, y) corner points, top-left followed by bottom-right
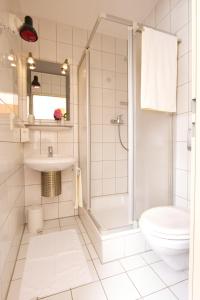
(24, 155), (76, 172)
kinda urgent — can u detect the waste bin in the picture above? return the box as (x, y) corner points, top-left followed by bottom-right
(28, 206), (43, 234)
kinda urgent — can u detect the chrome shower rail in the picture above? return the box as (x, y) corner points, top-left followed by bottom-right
(85, 13), (133, 50)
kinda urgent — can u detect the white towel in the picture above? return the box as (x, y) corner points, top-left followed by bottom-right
(74, 167), (83, 209)
(141, 27), (177, 112)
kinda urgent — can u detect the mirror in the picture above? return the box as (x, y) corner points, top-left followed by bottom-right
(27, 59), (70, 121)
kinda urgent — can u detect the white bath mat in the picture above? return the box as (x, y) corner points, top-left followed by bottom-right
(19, 230), (92, 300)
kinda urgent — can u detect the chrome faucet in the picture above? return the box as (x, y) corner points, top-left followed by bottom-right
(48, 146), (53, 157)
(110, 114), (124, 125)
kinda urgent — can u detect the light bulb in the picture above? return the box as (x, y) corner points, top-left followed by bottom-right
(10, 62), (16, 67)
(62, 63), (68, 70)
(61, 68), (66, 75)
(8, 52), (14, 62)
(62, 59), (69, 71)
(27, 52), (35, 65)
(29, 63), (36, 70)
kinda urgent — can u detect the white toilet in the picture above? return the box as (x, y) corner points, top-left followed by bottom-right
(139, 206), (189, 271)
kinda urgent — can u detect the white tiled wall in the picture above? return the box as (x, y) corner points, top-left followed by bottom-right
(20, 17), (85, 220)
(0, 10), (25, 300)
(90, 36), (128, 198)
(17, 14), (87, 220)
(144, 0), (192, 209)
(20, 15), (129, 217)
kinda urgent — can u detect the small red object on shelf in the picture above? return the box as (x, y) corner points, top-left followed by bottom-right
(54, 109), (62, 120)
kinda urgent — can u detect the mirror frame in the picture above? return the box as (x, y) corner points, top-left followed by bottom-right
(27, 59), (70, 121)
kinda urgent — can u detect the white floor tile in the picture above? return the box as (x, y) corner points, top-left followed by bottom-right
(143, 288), (177, 300)
(72, 281), (107, 300)
(77, 233), (85, 245)
(23, 225), (28, 233)
(141, 251), (161, 265)
(43, 291), (72, 300)
(7, 280), (21, 300)
(87, 243), (98, 259)
(12, 259), (25, 280)
(17, 244), (28, 260)
(120, 254), (147, 271)
(170, 280), (188, 300)
(128, 266), (165, 297)
(60, 224), (80, 232)
(87, 261), (99, 282)
(102, 273), (140, 300)
(44, 219), (60, 229)
(9, 218), (185, 300)
(93, 258), (124, 279)
(76, 218), (86, 233)
(82, 232), (91, 244)
(43, 227), (60, 234)
(21, 232), (34, 245)
(151, 261), (188, 286)
(82, 245), (92, 261)
(59, 217), (76, 227)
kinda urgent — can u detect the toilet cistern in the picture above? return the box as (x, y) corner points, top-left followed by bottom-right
(48, 146), (53, 157)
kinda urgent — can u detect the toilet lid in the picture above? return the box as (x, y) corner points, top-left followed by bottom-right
(140, 206), (189, 238)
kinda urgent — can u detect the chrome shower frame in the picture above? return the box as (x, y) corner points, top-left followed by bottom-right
(78, 13), (135, 224)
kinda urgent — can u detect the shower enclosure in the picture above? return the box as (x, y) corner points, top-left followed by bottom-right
(78, 14), (172, 239)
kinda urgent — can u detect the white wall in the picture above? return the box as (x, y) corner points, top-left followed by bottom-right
(0, 7), (25, 300)
(144, 0), (192, 208)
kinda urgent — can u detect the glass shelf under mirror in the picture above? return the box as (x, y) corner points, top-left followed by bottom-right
(24, 120), (73, 129)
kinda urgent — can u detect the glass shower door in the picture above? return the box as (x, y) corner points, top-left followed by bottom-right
(88, 19), (131, 231)
(78, 52), (90, 209)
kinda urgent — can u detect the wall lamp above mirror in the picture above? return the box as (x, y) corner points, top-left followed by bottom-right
(27, 59), (70, 122)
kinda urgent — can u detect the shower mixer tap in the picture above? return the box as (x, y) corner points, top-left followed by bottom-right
(110, 114), (124, 125)
(110, 115), (128, 152)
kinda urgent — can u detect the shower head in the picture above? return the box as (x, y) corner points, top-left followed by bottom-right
(19, 16), (38, 42)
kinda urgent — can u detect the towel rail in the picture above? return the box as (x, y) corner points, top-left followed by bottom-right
(136, 24), (182, 44)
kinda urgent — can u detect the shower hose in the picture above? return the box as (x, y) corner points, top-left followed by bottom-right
(117, 124), (128, 152)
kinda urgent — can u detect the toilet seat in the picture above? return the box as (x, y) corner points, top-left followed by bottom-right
(139, 206), (189, 240)
(139, 206), (189, 270)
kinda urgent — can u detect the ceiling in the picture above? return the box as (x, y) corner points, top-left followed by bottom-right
(14, 0), (158, 31)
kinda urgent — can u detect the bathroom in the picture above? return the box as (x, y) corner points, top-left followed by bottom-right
(0, 0), (197, 299)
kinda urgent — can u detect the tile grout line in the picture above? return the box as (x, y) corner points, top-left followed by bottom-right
(75, 216), (109, 299)
(6, 224), (26, 299)
(148, 262), (183, 299)
(125, 271), (143, 299)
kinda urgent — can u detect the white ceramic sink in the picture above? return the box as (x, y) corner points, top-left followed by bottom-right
(24, 155), (76, 172)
